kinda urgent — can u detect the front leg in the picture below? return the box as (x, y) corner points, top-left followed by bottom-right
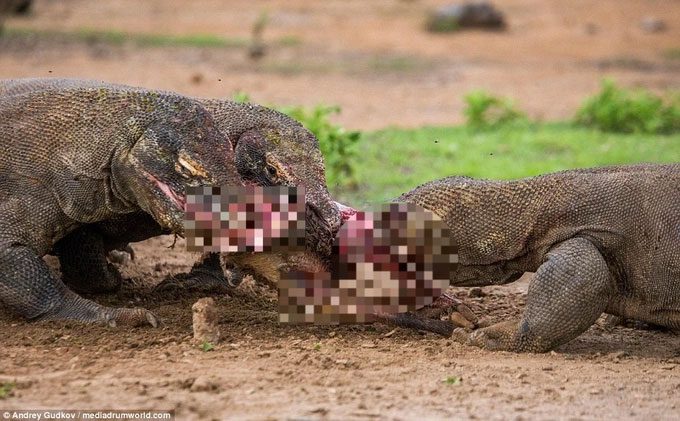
(375, 293), (479, 335)
(154, 253), (243, 295)
(455, 237), (615, 352)
(0, 240), (157, 327)
(54, 227), (123, 294)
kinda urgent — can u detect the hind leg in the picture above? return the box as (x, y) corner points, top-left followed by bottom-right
(455, 237), (615, 352)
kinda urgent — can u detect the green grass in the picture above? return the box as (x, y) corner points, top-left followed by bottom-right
(3, 27), (300, 49)
(442, 376), (462, 385)
(662, 48), (680, 60)
(575, 79), (680, 134)
(199, 341), (215, 352)
(334, 123), (680, 206)
(0, 382), (15, 399)
(366, 55), (426, 73)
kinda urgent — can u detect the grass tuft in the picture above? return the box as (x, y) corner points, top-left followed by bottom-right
(336, 123), (680, 206)
(575, 79), (680, 134)
(1, 27), (310, 49)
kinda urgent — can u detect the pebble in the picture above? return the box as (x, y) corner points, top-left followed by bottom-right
(190, 376), (220, 393)
(609, 350), (629, 361)
(192, 297), (220, 344)
(383, 328), (398, 338)
(640, 17), (666, 33)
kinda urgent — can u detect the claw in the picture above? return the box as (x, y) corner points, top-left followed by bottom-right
(452, 327), (471, 343)
(373, 293), (480, 336)
(146, 311), (159, 328)
(154, 271), (233, 296)
(109, 307), (160, 327)
(106, 315), (117, 328)
(153, 276), (184, 293)
(375, 312), (455, 337)
(125, 245), (135, 261)
(450, 311), (475, 329)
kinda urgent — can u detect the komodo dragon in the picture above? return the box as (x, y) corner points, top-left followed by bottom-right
(394, 164), (679, 352)
(2, 78), (345, 298)
(0, 78), (244, 326)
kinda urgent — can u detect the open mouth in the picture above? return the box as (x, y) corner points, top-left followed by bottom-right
(334, 201), (358, 222)
(144, 172), (186, 211)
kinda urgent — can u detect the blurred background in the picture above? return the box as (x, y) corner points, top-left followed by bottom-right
(1, 0), (679, 206)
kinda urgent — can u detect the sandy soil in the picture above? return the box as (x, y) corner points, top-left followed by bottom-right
(1, 236), (678, 420)
(1, 0), (679, 129)
(1, 1), (679, 419)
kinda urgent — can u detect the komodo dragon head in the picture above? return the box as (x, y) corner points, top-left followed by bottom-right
(197, 98), (357, 258)
(116, 102), (242, 235)
(232, 126), (355, 257)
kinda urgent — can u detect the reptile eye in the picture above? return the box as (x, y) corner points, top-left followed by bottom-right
(175, 163), (191, 179)
(266, 164), (278, 178)
(178, 156), (200, 176)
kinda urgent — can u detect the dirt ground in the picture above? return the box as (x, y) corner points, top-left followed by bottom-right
(1, 0), (679, 130)
(1, 1), (679, 420)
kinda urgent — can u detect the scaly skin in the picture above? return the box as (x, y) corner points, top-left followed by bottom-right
(396, 164), (680, 352)
(0, 78), (241, 326)
(140, 97), (345, 292)
(6, 78), (344, 297)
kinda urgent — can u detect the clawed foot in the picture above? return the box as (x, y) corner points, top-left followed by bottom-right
(374, 292), (479, 336)
(107, 245), (135, 264)
(154, 267), (243, 295)
(105, 307), (159, 328)
(37, 292), (159, 328)
(452, 320), (519, 351)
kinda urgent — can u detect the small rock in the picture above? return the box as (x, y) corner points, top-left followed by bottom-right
(190, 376), (220, 393)
(584, 23), (598, 35)
(640, 17), (666, 33)
(108, 250), (130, 265)
(426, 2), (506, 33)
(178, 377), (195, 389)
(190, 73), (204, 85)
(192, 297), (220, 344)
(610, 350), (629, 360)
(468, 287), (484, 297)
(383, 328), (398, 338)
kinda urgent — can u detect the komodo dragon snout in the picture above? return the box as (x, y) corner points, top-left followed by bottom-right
(117, 104), (241, 235)
(233, 127), (343, 237)
(155, 120), (359, 294)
